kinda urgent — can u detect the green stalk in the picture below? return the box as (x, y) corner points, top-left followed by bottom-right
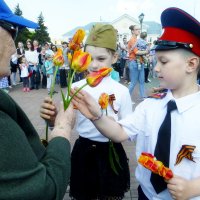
(66, 70), (76, 104)
(65, 82), (88, 109)
(45, 66), (59, 142)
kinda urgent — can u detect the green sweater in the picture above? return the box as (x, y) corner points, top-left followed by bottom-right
(0, 89), (71, 200)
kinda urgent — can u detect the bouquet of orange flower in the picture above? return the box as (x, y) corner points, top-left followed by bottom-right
(98, 93), (121, 175)
(61, 29), (112, 110)
(138, 152), (173, 180)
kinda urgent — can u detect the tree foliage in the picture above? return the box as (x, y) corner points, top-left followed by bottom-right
(33, 12), (51, 45)
(13, 4), (51, 46)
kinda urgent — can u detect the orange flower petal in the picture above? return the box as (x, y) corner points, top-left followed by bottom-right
(53, 48), (64, 67)
(68, 29), (85, 51)
(138, 152), (173, 180)
(70, 50), (91, 73)
(86, 67), (112, 87)
(99, 93), (109, 109)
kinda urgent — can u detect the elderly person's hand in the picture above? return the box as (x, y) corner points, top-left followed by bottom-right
(50, 101), (76, 141)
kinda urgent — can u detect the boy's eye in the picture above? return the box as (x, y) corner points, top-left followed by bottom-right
(98, 58), (105, 61)
(159, 59), (168, 64)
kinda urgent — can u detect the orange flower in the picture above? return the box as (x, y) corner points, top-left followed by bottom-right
(99, 93), (109, 109)
(138, 152), (173, 180)
(53, 48), (64, 67)
(68, 29), (85, 51)
(86, 67), (112, 87)
(69, 50), (91, 73)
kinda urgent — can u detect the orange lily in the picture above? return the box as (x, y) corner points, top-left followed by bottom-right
(86, 67), (112, 87)
(99, 93), (109, 109)
(68, 50), (91, 73)
(53, 48), (64, 67)
(68, 29), (85, 51)
(138, 152), (173, 180)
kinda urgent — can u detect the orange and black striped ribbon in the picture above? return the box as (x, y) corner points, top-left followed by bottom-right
(109, 94), (118, 114)
(175, 145), (196, 165)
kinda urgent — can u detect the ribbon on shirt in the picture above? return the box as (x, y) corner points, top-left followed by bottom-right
(148, 88), (168, 99)
(109, 94), (118, 114)
(175, 145), (196, 165)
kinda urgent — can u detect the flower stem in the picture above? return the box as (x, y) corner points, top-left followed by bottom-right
(66, 70), (76, 103)
(66, 82), (88, 109)
(50, 66), (59, 98)
(45, 66), (59, 143)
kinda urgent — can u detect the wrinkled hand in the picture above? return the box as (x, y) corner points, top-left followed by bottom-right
(166, 175), (191, 200)
(51, 102), (76, 140)
(70, 88), (101, 121)
(54, 101), (76, 129)
(40, 97), (57, 126)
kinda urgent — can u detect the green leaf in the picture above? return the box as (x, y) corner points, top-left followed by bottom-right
(111, 141), (122, 169)
(109, 141), (119, 175)
(61, 89), (68, 110)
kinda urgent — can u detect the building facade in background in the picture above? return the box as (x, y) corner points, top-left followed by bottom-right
(58, 14), (162, 44)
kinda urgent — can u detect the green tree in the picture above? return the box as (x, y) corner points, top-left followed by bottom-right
(14, 4), (33, 46)
(33, 12), (51, 45)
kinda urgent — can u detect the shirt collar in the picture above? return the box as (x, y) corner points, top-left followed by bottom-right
(163, 90), (200, 113)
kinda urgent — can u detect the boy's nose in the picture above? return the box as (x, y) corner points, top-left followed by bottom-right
(154, 64), (160, 72)
(90, 60), (99, 69)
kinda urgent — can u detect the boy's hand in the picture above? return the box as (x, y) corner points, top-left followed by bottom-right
(40, 97), (57, 126)
(70, 88), (101, 121)
(166, 175), (192, 200)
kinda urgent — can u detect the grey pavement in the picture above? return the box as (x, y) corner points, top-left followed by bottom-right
(9, 77), (159, 200)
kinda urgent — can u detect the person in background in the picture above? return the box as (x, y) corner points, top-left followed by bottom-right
(0, 76), (9, 93)
(128, 25), (149, 101)
(19, 56), (30, 92)
(16, 41), (25, 82)
(44, 42), (54, 57)
(62, 41), (69, 68)
(0, 0), (75, 199)
(33, 39), (41, 89)
(10, 52), (18, 85)
(45, 53), (54, 94)
(40, 46), (47, 88)
(149, 40), (157, 79)
(119, 37), (128, 79)
(136, 32), (149, 71)
(25, 40), (38, 90)
(51, 45), (60, 85)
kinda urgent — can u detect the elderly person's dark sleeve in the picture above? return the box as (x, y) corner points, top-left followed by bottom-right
(0, 90), (70, 200)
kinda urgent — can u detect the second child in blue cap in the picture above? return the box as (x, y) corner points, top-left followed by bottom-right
(70, 7), (200, 200)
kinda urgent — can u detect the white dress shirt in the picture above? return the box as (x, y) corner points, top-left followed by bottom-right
(72, 76), (132, 142)
(119, 90), (200, 200)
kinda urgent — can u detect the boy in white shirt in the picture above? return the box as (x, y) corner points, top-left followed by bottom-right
(71, 7), (200, 200)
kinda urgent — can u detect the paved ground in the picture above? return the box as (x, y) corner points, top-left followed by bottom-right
(8, 77), (159, 200)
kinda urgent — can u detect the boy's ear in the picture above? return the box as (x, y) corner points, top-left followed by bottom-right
(112, 52), (118, 64)
(186, 56), (200, 73)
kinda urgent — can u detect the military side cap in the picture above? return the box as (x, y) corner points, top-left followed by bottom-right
(85, 23), (117, 51)
(155, 7), (200, 56)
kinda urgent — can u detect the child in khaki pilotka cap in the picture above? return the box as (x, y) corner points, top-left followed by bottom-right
(40, 23), (132, 199)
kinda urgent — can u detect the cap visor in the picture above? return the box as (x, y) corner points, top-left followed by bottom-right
(154, 45), (179, 51)
(3, 15), (38, 29)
